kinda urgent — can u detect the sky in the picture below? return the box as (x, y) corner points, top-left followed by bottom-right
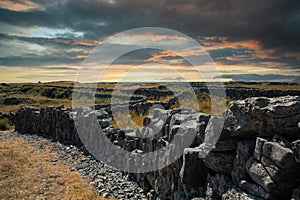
(0, 0), (300, 83)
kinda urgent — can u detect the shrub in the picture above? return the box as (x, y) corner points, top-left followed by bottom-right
(0, 83), (9, 86)
(39, 87), (72, 99)
(20, 85), (34, 93)
(0, 118), (10, 131)
(40, 87), (57, 98)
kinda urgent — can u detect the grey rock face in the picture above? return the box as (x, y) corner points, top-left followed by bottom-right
(292, 140), (300, 163)
(262, 141), (294, 169)
(204, 152), (235, 174)
(13, 95), (300, 200)
(225, 96), (300, 137)
(222, 187), (264, 200)
(230, 140), (271, 199)
(246, 135), (299, 198)
(246, 157), (276, 193)
(180, 148), (207, 187)
(207, 174), (233, 196)
(212, 130), (238, 152)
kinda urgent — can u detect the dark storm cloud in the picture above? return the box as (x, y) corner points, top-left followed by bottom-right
(0, 32), (97, 49)
(1, 0), (300, 50)
(0, 53), (83, 66)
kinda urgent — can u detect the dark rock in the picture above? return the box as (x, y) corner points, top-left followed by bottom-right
(225, 96), (300, 137)
(291, 186), (300, 200)
(246, 157), (276, 193)
(207, 174), (233, 196)
(292, 140), (300, 163)
(204, 152), (235, 174)
(212, 130), (238, 152)
(231, 140), (254, 185)
(254, 137), (266, 161)
(262, 141), (294, 169)
(180, 148), (207, 187)
(222, 187), (264, 200)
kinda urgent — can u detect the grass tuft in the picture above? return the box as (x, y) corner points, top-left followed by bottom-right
(0, 118), (10, 131)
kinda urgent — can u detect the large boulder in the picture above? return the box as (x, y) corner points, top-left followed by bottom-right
(246, 157), (276, 193)
(225, 96), (300, 137)
(246, 135), (300, 198)
(230, 140), (271, 199)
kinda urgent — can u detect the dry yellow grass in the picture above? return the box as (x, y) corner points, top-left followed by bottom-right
(0, 131), (114, 200)
(111, 110), (146, 129)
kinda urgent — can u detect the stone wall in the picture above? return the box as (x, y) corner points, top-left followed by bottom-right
(196, 87), (300, 99)
(14, 95), (300, 200)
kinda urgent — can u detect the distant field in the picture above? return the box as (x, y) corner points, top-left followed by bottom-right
(0, 81), (299, 114)
(226, 82), (300, 90)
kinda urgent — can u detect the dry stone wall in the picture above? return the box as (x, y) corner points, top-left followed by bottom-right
(14, 95), (300, 200)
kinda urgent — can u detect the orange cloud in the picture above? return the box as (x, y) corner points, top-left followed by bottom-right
(38, 38), (99, 47)
(201, 36), (279, 60)
(147, 47), (207, 62)
(284, 52), (300, 60)
(0, 0), (39, 11)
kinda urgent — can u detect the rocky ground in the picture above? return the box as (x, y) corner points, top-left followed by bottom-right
(0, 131), (147, 200)
(4, 95), (300, 199)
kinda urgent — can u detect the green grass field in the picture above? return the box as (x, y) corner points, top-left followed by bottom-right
(1, 81), (299, 126)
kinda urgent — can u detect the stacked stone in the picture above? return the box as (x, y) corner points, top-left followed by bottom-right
(15, 106), (81, 145)
(200, 96), (300, 200)
(14, 95), (300, 200)
(195, 86), (300, 99)
(104, 108), (211, 199)
(113, 96), (300, 199)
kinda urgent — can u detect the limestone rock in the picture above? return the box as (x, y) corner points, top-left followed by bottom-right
(222, 187), (264, 200)
(225, 96), (300, 137)
(292, 140), (300, 163)
(204, 152), (235, 174)
(246, 157), (276, 193)
(262, 141), (294, 169)
(212, 130), (238, 152)
(180, 148), (207, 187)
(207, 174), (233, 196)
(230, 140), (270, 199)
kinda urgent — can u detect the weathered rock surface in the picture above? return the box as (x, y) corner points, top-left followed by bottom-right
(204, 152), (235, 175)
(180, 148), (207, 187)
(225, 96), (300, 137)
(13, 95), (300, 199)
(246, 135), (300, 199)
(222, 187), (264, 200)
(292, 140), (300, 163)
